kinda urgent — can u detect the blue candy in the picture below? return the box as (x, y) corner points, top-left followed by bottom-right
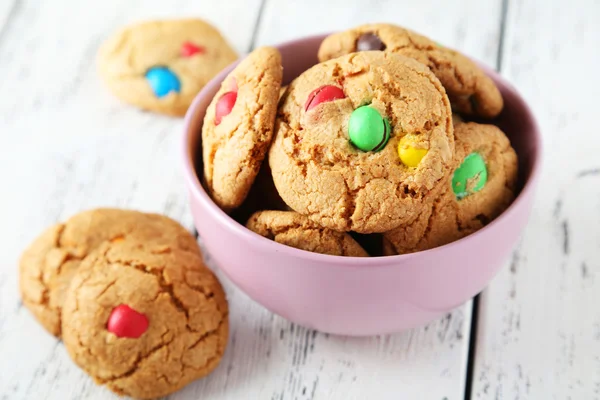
(145, 67), (181, 98)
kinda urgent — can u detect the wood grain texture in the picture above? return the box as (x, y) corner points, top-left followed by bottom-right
(255, 1), (505, 399)
(470, 0), (600, 399)
(0, 0), (262, 398)
(0, 1), (506, 399)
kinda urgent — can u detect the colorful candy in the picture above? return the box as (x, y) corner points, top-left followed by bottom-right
(107, 304), (149, 338)
(452, 152), (488, 199)
(356, 33), (386, 51)
(398, 134), (428, 167)
(145, 66), (181, 98)
(304, 85), (345, 111)
(348, 106), (390, 152)
(215, 91), (237, 125)
(181, 41), (205, 57)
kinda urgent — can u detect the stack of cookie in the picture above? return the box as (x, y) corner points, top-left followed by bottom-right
(19, 209), (228, 399)
(200, 23), (518, 256)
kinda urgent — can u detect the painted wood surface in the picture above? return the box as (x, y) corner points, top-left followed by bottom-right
(470, 0), (600, 399)
(5, 0), (594, 399)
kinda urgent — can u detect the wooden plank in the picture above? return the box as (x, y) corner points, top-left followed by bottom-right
(250, 0), (504, 399)
(0, 0), (261, 398)
(470, 0), (600, 398)
(254, 0), (502, 67)
(0, 0), (18, 43)
(0, 1), (503, 400)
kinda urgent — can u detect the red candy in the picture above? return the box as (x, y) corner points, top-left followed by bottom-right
(181, 41), (205, 57)
(107, 304), (149, 338)
(304, 85), (345, 111)
(215, 91), (237, 125)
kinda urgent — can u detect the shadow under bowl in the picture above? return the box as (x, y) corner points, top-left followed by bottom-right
(181, 34), (542, 336)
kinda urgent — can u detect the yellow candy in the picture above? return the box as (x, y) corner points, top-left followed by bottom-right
(398, 135), (428, 167)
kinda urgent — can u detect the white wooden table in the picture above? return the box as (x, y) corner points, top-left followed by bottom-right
(1, 0), (598, 398)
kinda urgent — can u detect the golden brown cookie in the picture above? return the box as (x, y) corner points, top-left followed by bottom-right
(202, 47), (283, 211)
(98, 18), (237, 116)
(246, 210), (369, 257)
(383, 122), (518, 255)
(19, 208), (199, 336)
(269, 51), (454, 233)
(318, 23), (503, 118)
(61, 239), (227, 399)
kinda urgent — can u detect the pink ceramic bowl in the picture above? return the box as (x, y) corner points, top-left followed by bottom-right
(181, 34), (542, 336)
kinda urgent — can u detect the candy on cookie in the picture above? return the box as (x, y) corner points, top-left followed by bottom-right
(318, 23), (504, 118)
(383, 122), (518, 255)
(61, 239), (228, 399)
(18, 208), (199, 336)
(246, 211), (369, 257)
(202, 46), (283, 211)
(97, 18), (237, 116)
(269, 51), (454, 233)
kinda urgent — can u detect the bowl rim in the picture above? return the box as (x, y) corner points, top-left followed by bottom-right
(181, 33), (543, 267)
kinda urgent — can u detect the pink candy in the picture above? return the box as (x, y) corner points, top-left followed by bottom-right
(304, 85), (345, 111)
(215, 91), (238, 125)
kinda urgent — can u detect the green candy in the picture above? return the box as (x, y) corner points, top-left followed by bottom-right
(348, 106), (390, 152)
(452, 152), (488, 200)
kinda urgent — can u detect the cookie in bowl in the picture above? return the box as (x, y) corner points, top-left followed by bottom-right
(269, 51), (454, 233)
(201, 47), (283, 211)
(383, 121), (518, 255)
(247, 210), (368, 257)
(318, 23), (504, 118)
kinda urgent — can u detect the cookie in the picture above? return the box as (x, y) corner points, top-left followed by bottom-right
(246, 211), (368, 256)
(19, 208), (199, 336)
(318, 23), (504, 118)
(98, 18), (237, 116)
(201, 47), (283, 211)
(61, 239), (228, 399)
(269, 51), (454, 233)
(383, 122), (518, 254)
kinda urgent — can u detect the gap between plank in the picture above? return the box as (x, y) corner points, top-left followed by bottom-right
(247, 0), (268, 53)
(0, 0), (22, 48)
(495, 0), (510, 71)
(464, 1), (509, 399)
(463, 295), (480, 400)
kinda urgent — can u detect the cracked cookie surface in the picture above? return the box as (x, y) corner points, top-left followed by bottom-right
(19, 208), (200, 336)
(61, 240), (228, 399)
(246, 210), (368, 257)
(202, 46), (283, 211)
(318, 23), (504, 118)
(269, 51), (454, 233)
(98, 18), (237, 116)
(383, 122), (518, 254)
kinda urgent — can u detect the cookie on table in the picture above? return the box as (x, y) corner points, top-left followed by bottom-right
(269, 51), (454, 233)
(202, 47), (283, 211)
(318, 23), (503, 118)
(383, 122), (518, 255)
(246, 211), (368, 257)
(98, 18), (237, 116)
(61, 239), (228, 399)
(19, 208), (199, 336)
